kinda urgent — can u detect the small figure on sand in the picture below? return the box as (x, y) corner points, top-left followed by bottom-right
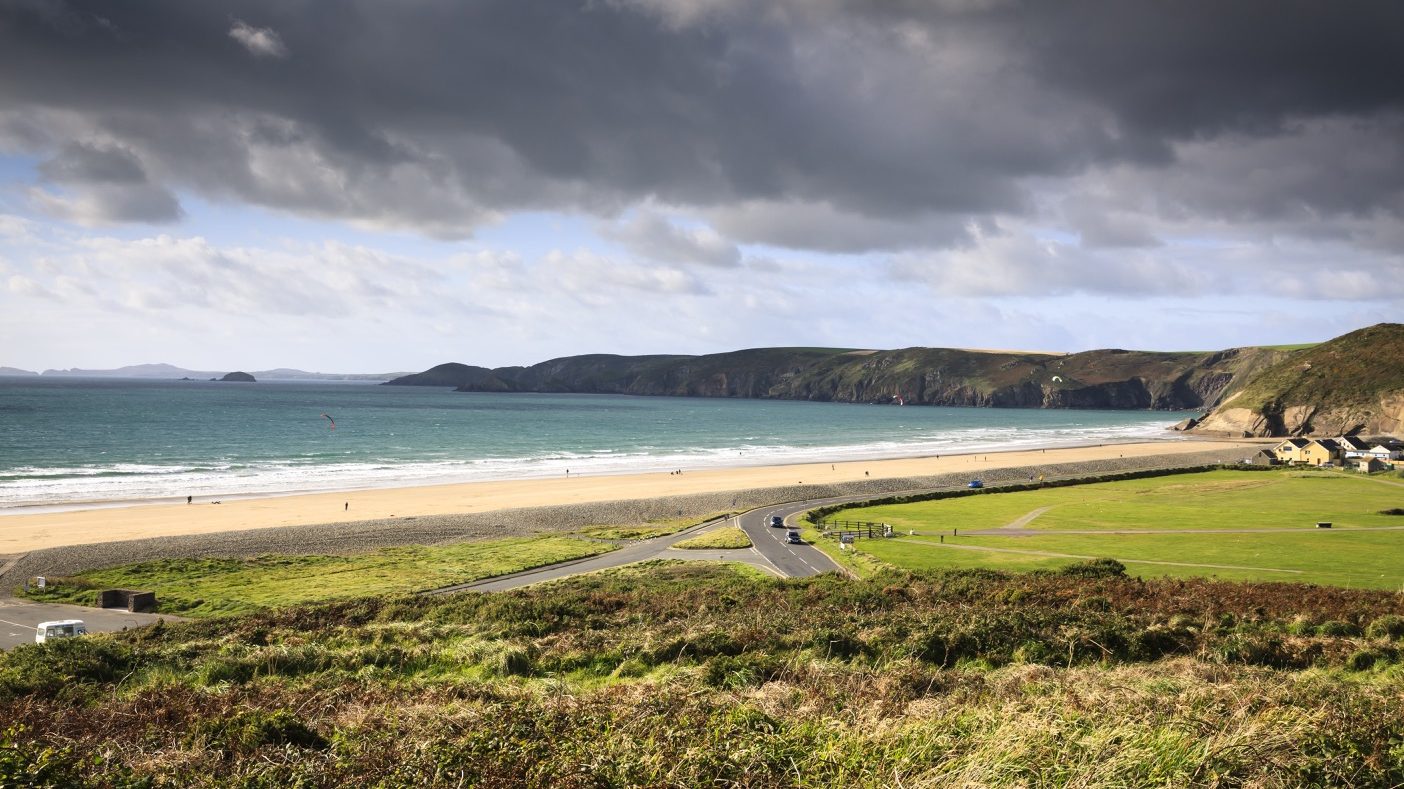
(344, 501), (348, 511)
(187, 495), (192, 505)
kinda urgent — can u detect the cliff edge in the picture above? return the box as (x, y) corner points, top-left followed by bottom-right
(1190, 323), (1404, 437)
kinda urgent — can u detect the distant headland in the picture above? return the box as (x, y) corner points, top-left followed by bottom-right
(384, 324), (1404, 438)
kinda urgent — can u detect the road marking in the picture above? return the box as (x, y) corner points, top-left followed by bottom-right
(0, 617), (35, 630)
(748, 546), (785, 577)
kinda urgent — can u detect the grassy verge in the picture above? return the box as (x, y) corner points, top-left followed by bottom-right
(672, 525), (751, 549)
(574, 513), (728, 541)
(19, 535), (615, 618)
(797, 516), (886, 578)
(2, 562), (1402, 786)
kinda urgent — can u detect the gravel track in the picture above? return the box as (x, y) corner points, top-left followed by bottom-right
(0, 448), (1242, 589)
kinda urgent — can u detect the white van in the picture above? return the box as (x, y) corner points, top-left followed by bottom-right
(35, 619), (87, 644)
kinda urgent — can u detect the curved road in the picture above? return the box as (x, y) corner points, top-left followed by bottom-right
(431, 489), (922, 594)
(429, 458), (1221, 594)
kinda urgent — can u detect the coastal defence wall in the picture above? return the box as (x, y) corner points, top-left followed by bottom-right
(1, 447), (1247, 585)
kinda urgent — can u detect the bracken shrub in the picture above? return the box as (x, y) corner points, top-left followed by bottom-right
(0, 638), (137, 701)
(3, 564), (1404, 786)
(1286, 614), (1319, 636)
(1346, 647), (1399, 672)
(1366, 614), (1404, 640)
(1057, 558), (1128, 579)
(189, 707), (327, 754)
(1318, 620), (1362, 637)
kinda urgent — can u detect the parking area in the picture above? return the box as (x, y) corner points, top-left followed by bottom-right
(0, 597), (171, 650)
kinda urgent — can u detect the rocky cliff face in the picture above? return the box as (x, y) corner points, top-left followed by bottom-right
(1188, 324), (1404, 437)
(387, 343), (1288, 412)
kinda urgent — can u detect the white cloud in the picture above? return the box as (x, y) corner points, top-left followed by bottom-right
(29, 183), (183, 226)
(228, 19), (288, 59)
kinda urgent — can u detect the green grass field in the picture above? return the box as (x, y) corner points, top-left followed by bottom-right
(831, 469), (1404, 589)
(23, 535), (616, 617)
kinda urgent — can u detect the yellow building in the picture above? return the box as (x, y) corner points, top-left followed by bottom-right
(1272, 438), (1310, 464)
(1273, 438), (1342, 466)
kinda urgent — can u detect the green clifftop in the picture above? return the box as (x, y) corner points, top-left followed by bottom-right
(1191, 323), (1404, 437)
(388, 342), (1293, 412)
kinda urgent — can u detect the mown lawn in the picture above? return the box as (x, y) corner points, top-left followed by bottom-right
(841, 469), (1404, 533)
(23, 535), (616, 617)
(833, 469), (1404, 588)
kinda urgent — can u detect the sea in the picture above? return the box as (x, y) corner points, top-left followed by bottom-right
(0, 377), (1197, 511)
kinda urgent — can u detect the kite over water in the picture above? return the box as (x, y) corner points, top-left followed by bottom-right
(321, 413), (336, 430)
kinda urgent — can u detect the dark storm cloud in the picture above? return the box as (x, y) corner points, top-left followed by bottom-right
(31, 140), (183, 223)
(1, 0), (1402, 245)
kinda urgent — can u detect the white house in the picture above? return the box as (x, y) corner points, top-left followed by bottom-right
(1337, 436), (1404, 461)
(1336, 436), (1372, 456)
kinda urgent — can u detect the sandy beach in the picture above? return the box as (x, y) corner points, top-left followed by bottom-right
(0, 439), (1263, 554)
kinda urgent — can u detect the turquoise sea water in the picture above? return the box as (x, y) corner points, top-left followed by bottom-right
(0, 377), (1196, 509)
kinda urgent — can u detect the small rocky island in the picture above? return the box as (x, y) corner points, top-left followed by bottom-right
(214, 371), (256, 382)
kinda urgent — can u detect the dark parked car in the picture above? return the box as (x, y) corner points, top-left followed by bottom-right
(967, 480), (984, 489)
(770, 515), (785, 528)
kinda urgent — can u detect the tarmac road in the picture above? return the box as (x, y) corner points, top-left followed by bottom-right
(431, 491), (912, 595)
(0, 597), (172, 651)
(737, 501), (845, 577)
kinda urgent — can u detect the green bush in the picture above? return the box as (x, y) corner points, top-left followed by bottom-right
(1059, 559), (1127, 579)
(1345, 648), (1395, 672)
(0, 638), (137, 701)
(1317, 620), (1362, 637)
(1286, 615), (1318, 636)
(810, 628), (866, 660)
(1366, 615), (1404, 640)
(190, 708), (327, 753)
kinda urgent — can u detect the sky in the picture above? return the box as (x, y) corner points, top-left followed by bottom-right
(1, 0), (1402, 373)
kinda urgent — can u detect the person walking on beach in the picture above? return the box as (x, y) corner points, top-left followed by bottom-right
(344, 501), (348, 511)
(187, 495), (192, 505)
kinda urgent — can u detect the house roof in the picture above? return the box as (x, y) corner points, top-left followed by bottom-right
(1276, 438), (1311, 448)
(1337, 436), (1372, 450)
(1313, 438), (1342, 451)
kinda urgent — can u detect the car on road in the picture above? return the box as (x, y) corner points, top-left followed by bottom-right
(785, 530), (804, 545)
(967, 479), (984, 489)
(770, 515), (785, 528)
(35, 619), (86, 644)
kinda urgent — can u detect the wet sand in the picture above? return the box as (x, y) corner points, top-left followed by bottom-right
(0, 439), (1262, 554)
